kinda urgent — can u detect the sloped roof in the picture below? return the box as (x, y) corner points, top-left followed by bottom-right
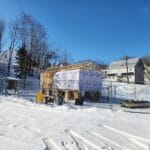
(109, 58), (140, 69)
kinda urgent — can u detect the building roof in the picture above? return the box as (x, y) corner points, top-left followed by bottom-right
(6, 77), (20, 81)
(43, 61), (102, 72)
(109, 58), (140, 69)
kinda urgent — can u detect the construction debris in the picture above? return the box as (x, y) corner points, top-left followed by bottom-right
(120, 100), (150, 108)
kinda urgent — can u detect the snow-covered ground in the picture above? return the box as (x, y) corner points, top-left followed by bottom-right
(0, 96), (150, 150)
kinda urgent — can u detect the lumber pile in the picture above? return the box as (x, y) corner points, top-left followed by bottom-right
(120, 100), (150, 108)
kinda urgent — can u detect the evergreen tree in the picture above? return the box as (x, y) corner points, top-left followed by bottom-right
(15, 45), (28, 79)
(16, 45), (37, 79)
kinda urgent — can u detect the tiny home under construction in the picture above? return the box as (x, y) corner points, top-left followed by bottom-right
(41, 62), (102, 101)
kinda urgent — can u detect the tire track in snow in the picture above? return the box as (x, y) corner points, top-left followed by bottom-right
(68, 130), (111, 150)
(100, 124), (150, 150)
(69, 130), (101, 150)
(90, 131), (130, 150)
(61, 141), (74, 150)
(101, 124), (150, 143)
(70, 135), (82, 150)
(62, 135), (82, 150)
(129, 138), (148, 150)
(41, 138), (50, 150)
(49, 139), (61, 150)
(42, 138), (61, 150)
(82, 144), (90, 150)
(61, 130), (84, 150)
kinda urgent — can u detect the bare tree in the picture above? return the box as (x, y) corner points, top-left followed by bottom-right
(7, 13), (59, 77)
(0, 18), (5, 53)
(59, 50), (72, 66)
(50, 48), (60, 66)
(17, 13), (51, 71)
(142, 55), (150, 66)
(7, 20), (19, 76)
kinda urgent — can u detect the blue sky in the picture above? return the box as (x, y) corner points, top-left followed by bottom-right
(0, 0), (150, 63)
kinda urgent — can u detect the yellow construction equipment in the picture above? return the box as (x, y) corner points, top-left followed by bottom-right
(36, 91), (44, 103)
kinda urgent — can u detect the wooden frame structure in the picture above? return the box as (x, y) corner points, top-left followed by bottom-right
(41, 62), (102, 101)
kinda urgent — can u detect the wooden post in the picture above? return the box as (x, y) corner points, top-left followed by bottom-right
(64, 90), (69, 101)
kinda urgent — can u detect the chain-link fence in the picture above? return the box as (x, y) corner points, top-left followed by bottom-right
(19, 79), (40, 100)
(0, 78), (5, 94)
(0, 77), (150, 104)
(0, 78), (40, 101)
(102, 80), (150, 103)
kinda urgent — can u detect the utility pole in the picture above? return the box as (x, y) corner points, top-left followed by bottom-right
(125, 56), (129, 83)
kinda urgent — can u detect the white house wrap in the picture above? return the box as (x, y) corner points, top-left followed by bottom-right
(53, 69), (102, 91)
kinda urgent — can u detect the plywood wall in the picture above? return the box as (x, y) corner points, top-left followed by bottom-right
(42, 71), (55, 89)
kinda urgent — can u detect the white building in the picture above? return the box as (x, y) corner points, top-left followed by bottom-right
(0, 50), (17, 76)
(107, 58), (144, 84)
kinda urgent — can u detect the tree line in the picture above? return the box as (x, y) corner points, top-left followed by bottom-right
(0, 13), (71, 79)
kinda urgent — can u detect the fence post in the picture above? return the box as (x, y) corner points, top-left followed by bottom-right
(110, 81), (112, 109)
(134, 84), (136, 101)
(107, 86), (109, 102)
(4, 78), (7, 96)
(114, 85), (117, 102)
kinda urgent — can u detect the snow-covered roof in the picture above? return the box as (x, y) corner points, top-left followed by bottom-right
(6, 77), (20, 81)
(109, 58), (140, 69)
